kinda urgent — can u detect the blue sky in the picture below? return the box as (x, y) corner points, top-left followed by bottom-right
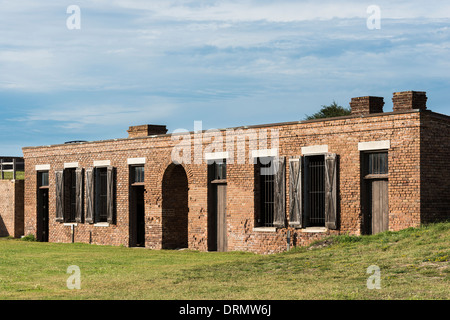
(1, 0), (450, 156)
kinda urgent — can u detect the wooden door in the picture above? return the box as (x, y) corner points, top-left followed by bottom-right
(135, 187), (145, 247)
(216, 184), (227, 252)
(371, 179), (388, 234)
(38, 189), (49, 242)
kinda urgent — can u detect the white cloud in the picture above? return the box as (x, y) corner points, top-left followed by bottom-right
(12, 101), (178, 130)
(0, 0), (450, 151)
(110, 0), (450, 21)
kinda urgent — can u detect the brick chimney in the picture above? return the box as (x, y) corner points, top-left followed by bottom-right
(392, 91), (427, 111)
(350, 96), (385, 116)
(127, 124), (168, 138)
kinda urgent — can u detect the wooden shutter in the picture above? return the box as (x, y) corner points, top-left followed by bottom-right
(85, 168), (94, 224)
(106, 166), (115, 224)
(75, 168), (84, 223)
(325, 153), (338, 229)
(273, 156), (286, 228)
(289, 157), (302, 228)
(55, 170), (64, 222)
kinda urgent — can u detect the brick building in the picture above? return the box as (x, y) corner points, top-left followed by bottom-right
(0, 179), (24, 238)
(22, 91), (450, 254)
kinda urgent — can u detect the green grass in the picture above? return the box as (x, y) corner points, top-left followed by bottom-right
(0, 222), (449, 300)
(0, 171), (24, 180)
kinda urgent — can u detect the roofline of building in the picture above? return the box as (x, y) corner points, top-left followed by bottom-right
(22, 109), (449, 151)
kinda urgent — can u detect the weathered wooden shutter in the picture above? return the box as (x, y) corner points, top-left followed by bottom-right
(106, 166), (115, 224)
(55, 170), (64, 222)
(85, 168), (94, 224)
(273, 156), (286, 228)
(325, 153), (338, 230)
(75, 168), (84, 223)
(289, 157), (302, 228)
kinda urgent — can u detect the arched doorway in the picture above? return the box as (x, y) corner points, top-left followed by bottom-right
(162, 163), (189, 249)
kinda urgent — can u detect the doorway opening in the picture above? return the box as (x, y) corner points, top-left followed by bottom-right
(208, 160), (227, 252)
(129, 165), (145, 247)
(162, 163), (189, 249)
(362, 151), (389, 234)
(37, 171), (49, 242)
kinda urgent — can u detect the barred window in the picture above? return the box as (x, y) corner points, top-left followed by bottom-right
(306, 155), (325, 227)
(257, 157), (274, 227)
(367, 152), (388, 175)
(132, 165), (145, 184)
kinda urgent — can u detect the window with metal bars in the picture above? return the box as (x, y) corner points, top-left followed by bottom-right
(131, 165), (145, 184)
(366, 152), (388, 175)
(38, 171), (49, 188)
(214, 161), (227, 180)
(63, 168), (77, 223)
(208, 159), (227, 181)
(97, 167), (108, 223)
(306, 155), (325, 227)
(257, 157), (274, 227)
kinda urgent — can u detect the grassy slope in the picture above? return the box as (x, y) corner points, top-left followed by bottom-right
(0, 222), (448, 300)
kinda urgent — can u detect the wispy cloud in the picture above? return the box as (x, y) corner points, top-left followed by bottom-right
(9, 100), (178, 131)
(0, 0), (449, 155)
(110, 0), (450, 21)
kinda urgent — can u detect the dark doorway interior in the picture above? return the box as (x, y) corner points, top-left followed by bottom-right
(130, 185), (145, 247)
(162, 164), (189, 249)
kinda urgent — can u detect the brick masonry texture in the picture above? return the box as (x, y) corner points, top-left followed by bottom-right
(350, 96), (385, 116)
(393, 91), (428, 112)
(22, 105), (450, 254)
(0, 180), (24, 238)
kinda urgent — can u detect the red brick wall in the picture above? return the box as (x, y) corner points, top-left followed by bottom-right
(0, 180), (24, 238)
(420, 111), (450, 223)
(22, 110), (433, 254)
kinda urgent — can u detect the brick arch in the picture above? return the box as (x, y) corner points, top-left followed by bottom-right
(161, 162), (189, 249)
(156, 156), (194, 190)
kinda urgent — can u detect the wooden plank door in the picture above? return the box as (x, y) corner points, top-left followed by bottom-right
(216, 184), (227, 252)
(136, 187), (145, 247)
(38, 189), (49, 242)
(371, 179), (388, 234)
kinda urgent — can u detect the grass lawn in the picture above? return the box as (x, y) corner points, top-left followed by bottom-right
(0, 222), (448, 300)
(0, 171), (24, 180)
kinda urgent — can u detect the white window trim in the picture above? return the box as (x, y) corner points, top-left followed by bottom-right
(93, 160), (111, 167)
(301, 145), (329, 155)
(204, 151), (229, 161)
(63, 223), (78, 227)
(251, 148), (278, 158)
(300, 227), (328, 233)
(35, 164), (50, 171)
(253, 227), (277, 233)
(64, 162), (79, 169)
(127, 157), (146, 165)
(358, 140), (390, 151)
(94, 222), (110, 227)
